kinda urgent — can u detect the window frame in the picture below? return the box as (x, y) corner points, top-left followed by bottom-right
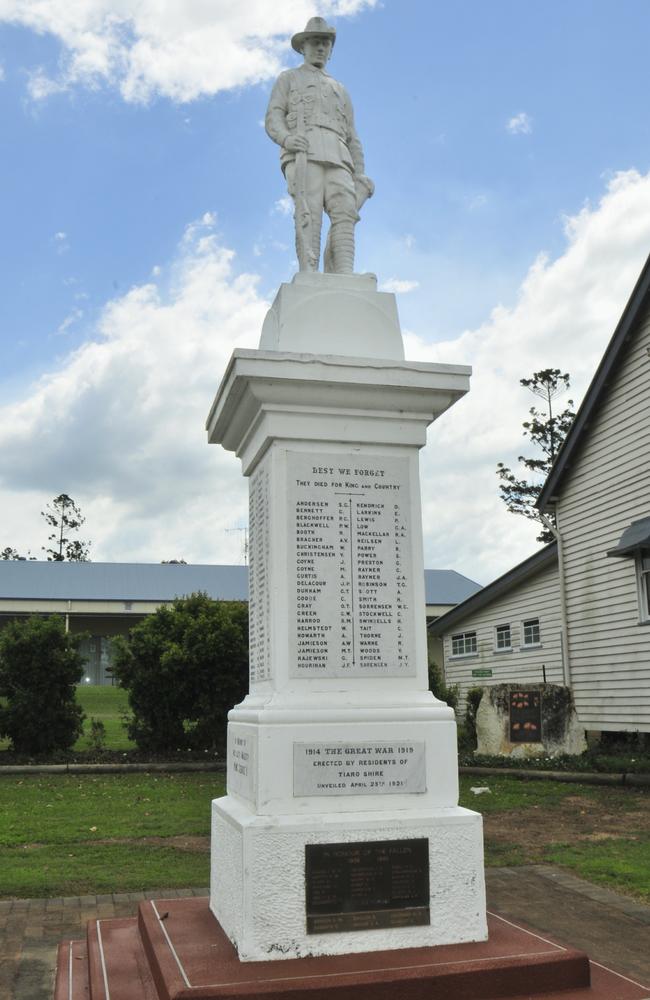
(450, 630), (478, 658)
(636, 551), (650, 623)
(521, 617), (541, 647)
(494, 623), (512, 651)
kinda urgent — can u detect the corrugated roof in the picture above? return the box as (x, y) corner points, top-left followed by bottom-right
(423, 569), (482, 605)
(0, 561), (481, 606)
(428, 543), (557, 635)
(0, 562), (249, 602)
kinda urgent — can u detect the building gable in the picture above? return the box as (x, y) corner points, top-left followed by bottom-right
(539, 258), (650, 732)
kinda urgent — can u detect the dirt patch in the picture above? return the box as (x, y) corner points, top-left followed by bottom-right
(18, 835), (211, 853)
(94, 835), (211, 853)
(483, 791), (650, 856)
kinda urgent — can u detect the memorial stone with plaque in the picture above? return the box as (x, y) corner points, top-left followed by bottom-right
(206, 272), (488, 961)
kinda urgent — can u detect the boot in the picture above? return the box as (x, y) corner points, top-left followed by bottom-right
(326, 221), (355, 274)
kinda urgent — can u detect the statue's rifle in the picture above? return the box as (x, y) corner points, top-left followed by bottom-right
(294, 97), (316, 270)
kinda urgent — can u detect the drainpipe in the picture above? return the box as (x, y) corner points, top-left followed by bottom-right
(539, 510), (572, 688)
(65, 599), (71, 634)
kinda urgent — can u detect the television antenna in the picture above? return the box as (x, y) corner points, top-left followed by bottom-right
(226, 525), (249, 566)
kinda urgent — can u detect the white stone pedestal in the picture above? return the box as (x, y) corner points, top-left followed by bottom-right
(206, 282), (486, 962)
(259, 272), (404, 360)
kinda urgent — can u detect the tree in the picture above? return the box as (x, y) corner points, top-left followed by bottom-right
(0, 547), (34, 561)
(0, 615), (85, 754)
(496, 369), (575, 543)
(112, 593), (249, 753)
(428, 659), (459, 711)
(41, 494), (91, 561)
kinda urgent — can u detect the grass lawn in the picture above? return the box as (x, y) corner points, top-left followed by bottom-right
(460, 775), (650, 901)
(74, 684), (134, 751)
(0, 771), (648, 900)
(548, 840), (650, 898)
(0, 772), (223, 896)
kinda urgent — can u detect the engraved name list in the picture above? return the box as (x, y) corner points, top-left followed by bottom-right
(288, 452), (416, 678)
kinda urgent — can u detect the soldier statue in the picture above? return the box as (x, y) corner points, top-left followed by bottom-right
(265, 17), (374, 274)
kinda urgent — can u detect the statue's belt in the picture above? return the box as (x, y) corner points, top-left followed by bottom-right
(291, 114), (347, 138)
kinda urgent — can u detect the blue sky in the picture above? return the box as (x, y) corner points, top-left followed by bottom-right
(1, 1), (650, 582)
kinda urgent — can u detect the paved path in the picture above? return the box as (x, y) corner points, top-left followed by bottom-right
(1, 868), (649, 1000)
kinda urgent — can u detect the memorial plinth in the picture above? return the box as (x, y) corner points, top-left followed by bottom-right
(205, 275), (487, 961)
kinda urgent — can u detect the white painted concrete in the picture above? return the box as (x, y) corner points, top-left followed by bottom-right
(259, 273), (403, 359)
(207, 285), (485, 960)
(211, 798), (486, 962)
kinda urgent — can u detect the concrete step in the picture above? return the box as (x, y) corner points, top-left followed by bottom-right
(53, 896), (650, 1000)
(53, 939), (89, 1000)
(86, 916), (159, 1000)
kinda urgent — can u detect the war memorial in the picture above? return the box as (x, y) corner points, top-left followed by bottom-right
(53, 17), (649, 1000)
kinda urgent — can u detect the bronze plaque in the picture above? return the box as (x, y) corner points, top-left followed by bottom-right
(509, 690), (542, 742)
(305, 838), (430, 934)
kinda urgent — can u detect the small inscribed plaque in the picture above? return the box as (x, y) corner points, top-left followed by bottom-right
(293, 741), (426, 796)
(227, 730), (256, 802)
(509, 690), (542, 743)
(305, 839), (430, 934)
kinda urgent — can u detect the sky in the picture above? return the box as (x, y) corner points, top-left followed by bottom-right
(1, 0), (650, 585)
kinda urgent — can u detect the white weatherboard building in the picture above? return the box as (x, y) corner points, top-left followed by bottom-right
(432, 255), (650, 733)
(429, 544), (563, 713)
(0, 561), (480, 684)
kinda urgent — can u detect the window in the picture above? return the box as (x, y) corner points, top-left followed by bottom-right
(451, 631), (477, 656)
(522, 618), (541, 646)
(637, 553), (650, 622)
(495, 624), (512, 650)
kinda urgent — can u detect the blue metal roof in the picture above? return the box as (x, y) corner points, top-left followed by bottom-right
(0, 562), (481, 606)
(0, 562), (249, 602)
(423, 569), (482, 605)
(428, 543), (557, 635)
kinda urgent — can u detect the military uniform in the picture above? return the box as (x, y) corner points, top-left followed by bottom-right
(265, 62), (368, 273)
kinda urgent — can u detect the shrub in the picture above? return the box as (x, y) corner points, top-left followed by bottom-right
(596, 730), (650, 754)
(87, 717), (107, 751)
(463, 686), (484, 751)
(112, 593), (249, 754)
(428, 659), (459, 711)
(0, 615), (85, 754)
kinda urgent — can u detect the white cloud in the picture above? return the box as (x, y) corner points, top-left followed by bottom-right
(273, 195), (293, 217)
(0, 213), (266, 563)
(506, 112), (532, 135)
(408, 168), (650, 584)
(56, 307), (84, 334)
(0, 63), (5, 81)
(463, 193), (488, 212)
(52, 231), (69, 254)
(378, 278), (420, 294)
(1, 1), (377, 104)
(28, 68), (67, 100)
(2, 172), (650, 583)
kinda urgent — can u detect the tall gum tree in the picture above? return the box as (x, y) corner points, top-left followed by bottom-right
(41, 494), (91, 561)
(496, 369), (575, 543)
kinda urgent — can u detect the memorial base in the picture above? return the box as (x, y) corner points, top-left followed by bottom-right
(54, 896), (650, 1000)
(210, 797), (487, 961)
